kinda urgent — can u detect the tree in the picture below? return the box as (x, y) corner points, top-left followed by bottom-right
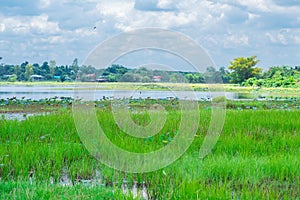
(101, 64), (128, 82)
(13, 65), (21, 81)
(25, 64), (34, 81)
(41, 62), (50, 75)
(72, 58), (78, 69)
(219, 67), (231, 83)
(8, 74), (17, 82)
(204, 66), (223, 83)
(170, 73), (186, 83)
(228, 56), (262, 84)
(49, 60), (56, 78)
(70, 58), (79, 80)
(185, 73), (205, 83)
(135, 67), (152, 77)
(120, 73), (139, 82)
(32, 63), (41, 75)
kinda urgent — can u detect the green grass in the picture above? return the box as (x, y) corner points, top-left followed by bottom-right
(0, 181), (120, 200)
(0, 101), (299, 199)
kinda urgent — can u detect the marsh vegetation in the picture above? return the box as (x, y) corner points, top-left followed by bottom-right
(0, 94), (299, 199)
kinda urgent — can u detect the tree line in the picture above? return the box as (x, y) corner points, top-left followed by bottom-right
(228, 56), (300, 87)
(0, 58), (80, 82)
(0, 58), (229, 84)
(0, 56), (299, 87)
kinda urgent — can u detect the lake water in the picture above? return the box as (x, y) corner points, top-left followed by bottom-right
(0, 85), (240, 100)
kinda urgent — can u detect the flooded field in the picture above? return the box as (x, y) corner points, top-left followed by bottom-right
(0, 84), (299, 199)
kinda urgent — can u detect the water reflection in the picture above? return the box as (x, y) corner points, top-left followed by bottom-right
(0, 85), (237, 100)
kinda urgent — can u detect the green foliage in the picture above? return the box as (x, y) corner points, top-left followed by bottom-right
(25, 64), (34, 81)
(0, 58), (95, 82)
(204, 66), (223, 83)
(108, 74), (116, 82)
(13, 65), (22, 81)
(8, 74), (17, 82)
(102, 64), (128, 82)
(219, 66), (231, 83)
(0, 64), (14, 78)
(170, 73), (186, 83)
(228, 56), (262, 84)
(1, 182), (117, 199)
(1, 59), (228, 83)
(185, 73), (205, 83)
(243, 66), (300, 87)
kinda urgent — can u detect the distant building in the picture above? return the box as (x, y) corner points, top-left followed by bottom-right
(30, 75), (44, 81)
(53, 75), (61, 80)
(82, 74), (96, 82)
(96, 78), (108, 82)
(153, 76), (162, 82)
(96, 75), (108, 82)
(2, 75), (14, 80)
(64, 76), (72, 81)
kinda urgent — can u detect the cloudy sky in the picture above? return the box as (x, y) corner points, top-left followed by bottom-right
(0, 0), (300, 70)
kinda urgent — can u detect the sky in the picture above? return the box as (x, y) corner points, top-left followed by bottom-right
(0, 0), (300, 70)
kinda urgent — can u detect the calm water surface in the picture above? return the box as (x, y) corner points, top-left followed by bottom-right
(0, 85), (239, 100)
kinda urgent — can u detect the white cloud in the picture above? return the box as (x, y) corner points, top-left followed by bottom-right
(0, 0), (300, 67)
(238, 0), (272, 12)
(38, 0), (52, 9)
(73, 28), (97, 37)
(294, 36), (300, 44)
(48, 36), (68, 44)
(157, 0), (177, 10)
(0, 14), (60, 34)
(0, 23), (5, 32)
(265, 32), (277, 43)
(30, 14), (60, 33)
(95, 0), (198, 31)
(265, 29), (300, 45)
(96, 1), (134, 17)
(224, 34), (249, 47)
(277, 34), (288, 45)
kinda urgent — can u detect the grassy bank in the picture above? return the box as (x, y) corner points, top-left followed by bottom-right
(0, 100), (299, 199)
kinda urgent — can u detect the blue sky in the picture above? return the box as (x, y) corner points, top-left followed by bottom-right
(0, 0), (300, 70)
